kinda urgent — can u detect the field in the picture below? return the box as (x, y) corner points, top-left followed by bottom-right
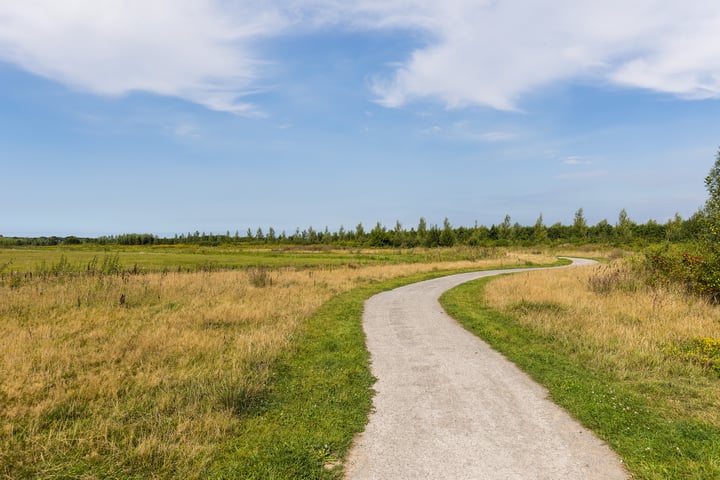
(441, 259), (720, 479)
(0, 245), (557, 479)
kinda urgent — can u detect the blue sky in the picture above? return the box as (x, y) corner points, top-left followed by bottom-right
(2, 1), (720, 237)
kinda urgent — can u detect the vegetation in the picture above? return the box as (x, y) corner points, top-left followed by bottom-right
(0, 248), (555, 478)
(0, 207), (703, 249)
(441, 260), (720, 479)
(638, 148), (720, 302)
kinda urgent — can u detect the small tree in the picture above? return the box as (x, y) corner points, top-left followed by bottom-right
(439, 218), (456, 247)
(497, 214), (512, 242)
(416, 217), (428, 245)
(573, 208), (588, 240)
(615, 208), (634, 243)
(532, 213), (548, 244)
(704, 147), (720, 241)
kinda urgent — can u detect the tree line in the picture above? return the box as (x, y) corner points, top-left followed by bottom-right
(0, 208), (704, 248)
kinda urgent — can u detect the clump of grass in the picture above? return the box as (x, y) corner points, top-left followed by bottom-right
(247, 266), (272, 287)
(666, 337), (720, 375)
(508, 299), (567, 316)
(587, 262), (640, 295)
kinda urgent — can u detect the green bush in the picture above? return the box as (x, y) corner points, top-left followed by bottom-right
(643, 246), (720, 302)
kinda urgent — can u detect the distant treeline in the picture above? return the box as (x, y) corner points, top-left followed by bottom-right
(0, 208), (703, 248)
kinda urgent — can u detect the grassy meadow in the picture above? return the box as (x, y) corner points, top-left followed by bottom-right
(0, 245), (557, 479)
(442, 259), (720, 479)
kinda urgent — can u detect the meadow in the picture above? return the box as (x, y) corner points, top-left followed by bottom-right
(441, 258), (720, 479)
(0, 245), (557, 479)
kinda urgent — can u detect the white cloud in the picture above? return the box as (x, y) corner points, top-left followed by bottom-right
(352, 1), (720, 110)
(1, 1), (719, 113)
(0, 1), (285, 114)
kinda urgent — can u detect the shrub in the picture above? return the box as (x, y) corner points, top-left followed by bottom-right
(642, 247), (720, 302)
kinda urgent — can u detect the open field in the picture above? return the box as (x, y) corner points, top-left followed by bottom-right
(441, 259), (720, 479)
(0, 246), (559, 478)
(0, 244), (522, 275)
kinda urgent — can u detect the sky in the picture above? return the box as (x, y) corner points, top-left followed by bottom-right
(2, 0), (720, 237)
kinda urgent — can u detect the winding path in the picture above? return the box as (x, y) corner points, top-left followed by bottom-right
(345, 258), (628, 479)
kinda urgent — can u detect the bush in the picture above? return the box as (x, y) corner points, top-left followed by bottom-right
(642, 246), (720, 302)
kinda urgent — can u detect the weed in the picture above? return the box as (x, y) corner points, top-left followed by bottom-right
(666, 337), (720, 375)
(247, 266), (272, 287)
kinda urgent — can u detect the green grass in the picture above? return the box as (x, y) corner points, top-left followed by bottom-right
(440, 277), (720, 479)
(0, 244), (511, 274)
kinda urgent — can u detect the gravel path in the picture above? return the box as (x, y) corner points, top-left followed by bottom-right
(344, 258), (628, 479)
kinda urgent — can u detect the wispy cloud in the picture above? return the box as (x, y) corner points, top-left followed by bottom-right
(563, 156), (592, 165)
(477, 131), (516, 142)
(558, 169), (608, 180)
(421, 122), (516, 142)
(170, 123), (201, 139)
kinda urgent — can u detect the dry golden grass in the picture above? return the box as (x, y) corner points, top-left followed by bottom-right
(0, 250), (553, 478)
(483, 259), (720, 426)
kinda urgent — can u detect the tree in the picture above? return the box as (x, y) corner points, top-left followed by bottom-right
(355, 223), (365, 242)
(393, 220), (404, 247)
(704, 147), (720, 240)
(573, 208), (588, 240)
(665, 213), (684, 242)
(416, 217), (427, 245)
(497, 214), (512, 242)
(532, 213), (548, 244)
(439, 217), (456, 247)
(369, 222), (388, 247)
(615, 208), (634, 243)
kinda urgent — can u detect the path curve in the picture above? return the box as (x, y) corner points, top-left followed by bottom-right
(344, 258), (628, 480)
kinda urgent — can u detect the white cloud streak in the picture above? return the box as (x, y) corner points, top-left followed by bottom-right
(0, 1), (719, 113)
(564, 156), (592, 165)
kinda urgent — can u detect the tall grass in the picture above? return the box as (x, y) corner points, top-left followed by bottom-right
(0, 250), (555, 478)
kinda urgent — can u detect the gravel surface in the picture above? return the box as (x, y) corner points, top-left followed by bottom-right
(344, 258), (628, 479)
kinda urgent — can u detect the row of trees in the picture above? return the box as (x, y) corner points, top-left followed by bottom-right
(0, 208), (704, 248)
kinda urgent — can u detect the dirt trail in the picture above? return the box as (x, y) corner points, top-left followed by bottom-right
(345, 258), (628, 479)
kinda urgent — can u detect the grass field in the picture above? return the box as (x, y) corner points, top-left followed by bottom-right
(0, 244), (516, 275)
(0, 246), (558, 479)
(441, 259), (720, 479)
